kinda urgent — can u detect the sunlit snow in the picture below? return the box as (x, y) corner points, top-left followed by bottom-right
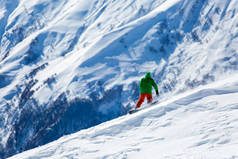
(1, 0), (238, 158)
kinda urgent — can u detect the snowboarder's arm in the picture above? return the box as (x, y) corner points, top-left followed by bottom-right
(151, 79), (158, 96)
(139, 79), (142, 90)
(151, 79), (158, 91)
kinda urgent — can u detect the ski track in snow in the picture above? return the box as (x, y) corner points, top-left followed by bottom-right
(9, 77), (238, 159)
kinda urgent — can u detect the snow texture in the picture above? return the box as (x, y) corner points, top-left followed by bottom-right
(1, 0), (238, 158)
(9, 76), (238, 159)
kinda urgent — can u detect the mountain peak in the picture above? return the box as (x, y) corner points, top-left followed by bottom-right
(1, 0), (238, 158)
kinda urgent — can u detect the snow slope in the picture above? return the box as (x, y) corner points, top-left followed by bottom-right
(9, 76), (238, 159)
(1, 0), (238, 158)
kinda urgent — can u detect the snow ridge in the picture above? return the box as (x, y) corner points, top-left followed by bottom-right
(9, 76), (238, 159)
(1, 0), (238, 158)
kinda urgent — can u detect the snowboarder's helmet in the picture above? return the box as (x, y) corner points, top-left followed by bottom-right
(145, 72), (151, 78)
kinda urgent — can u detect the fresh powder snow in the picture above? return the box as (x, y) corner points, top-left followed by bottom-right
(9, 76), (238, 159)
(1, 0), (238, 158)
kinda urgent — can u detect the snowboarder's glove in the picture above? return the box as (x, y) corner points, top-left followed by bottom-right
(156, 90), (159, 96)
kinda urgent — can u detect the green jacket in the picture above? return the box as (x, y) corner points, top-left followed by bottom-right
(139, 72), (158, 94)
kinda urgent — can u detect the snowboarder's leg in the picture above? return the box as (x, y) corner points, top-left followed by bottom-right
(136, 94), (146, 108)
(146, 93), (153, 104)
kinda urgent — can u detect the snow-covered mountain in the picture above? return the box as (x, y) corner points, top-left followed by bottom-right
(9, 76), (238, 159)
(1, 0), (238, 158)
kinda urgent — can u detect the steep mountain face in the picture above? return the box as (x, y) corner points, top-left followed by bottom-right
(8, 76), (238, 159)
(0, 0), (238, 158)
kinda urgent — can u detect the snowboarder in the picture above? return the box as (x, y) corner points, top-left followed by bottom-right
(135, 72), (159, 109)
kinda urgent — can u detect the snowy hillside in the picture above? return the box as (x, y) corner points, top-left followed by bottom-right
(1, 0), (238, 158)
(9, 76), (238, 159)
